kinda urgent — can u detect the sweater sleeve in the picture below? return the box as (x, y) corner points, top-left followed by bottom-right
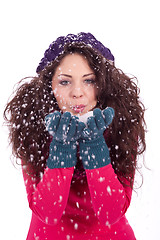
(22, 163), (74, 226)
(85, 163), (133, 226)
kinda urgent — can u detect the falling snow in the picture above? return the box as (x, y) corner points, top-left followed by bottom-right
(107, 186), (112, 196)
(98, 177), (105, 182)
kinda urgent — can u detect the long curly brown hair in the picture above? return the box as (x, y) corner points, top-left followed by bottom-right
(4, 42), (146, 187)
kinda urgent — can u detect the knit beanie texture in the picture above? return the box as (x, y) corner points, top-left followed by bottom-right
(36, 32), (114, 73)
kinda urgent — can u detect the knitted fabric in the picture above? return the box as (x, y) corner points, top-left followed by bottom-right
(47, 140), (77, 168)
(79, 137), (111, 169)
(45, 111), (85, 169)
(79, 108), (114, 169)
(36, 32), (114, 73)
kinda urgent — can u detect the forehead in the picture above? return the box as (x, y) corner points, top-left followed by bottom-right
(55, 53), (94, 74)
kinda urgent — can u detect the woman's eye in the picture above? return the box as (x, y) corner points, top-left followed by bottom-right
(59, 80), (70, 86)
(84, 79), (96, 84)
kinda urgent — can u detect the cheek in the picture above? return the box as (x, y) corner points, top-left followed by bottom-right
(91, 90), (98, 106)
(52, 84), (62, 98)
(87, 92), (97, 108)
(53, 88), (69, 106)
(88, 87), (97, 101)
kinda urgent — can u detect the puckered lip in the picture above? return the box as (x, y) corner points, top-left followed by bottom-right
(71, 104), (86, 113)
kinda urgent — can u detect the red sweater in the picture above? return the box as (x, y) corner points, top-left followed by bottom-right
(22, 157), (136, 240)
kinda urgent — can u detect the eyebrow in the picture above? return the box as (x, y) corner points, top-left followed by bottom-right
(58, 73), (95, 78)
(58, 74), (72, 78)
(83, 73), (95, 78)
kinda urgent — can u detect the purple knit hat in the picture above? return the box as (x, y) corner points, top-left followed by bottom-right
(36, 32), (114, 73)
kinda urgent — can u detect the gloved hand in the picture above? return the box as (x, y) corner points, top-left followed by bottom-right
(45, 111), (85, 169)
(79, 107), (114, 169)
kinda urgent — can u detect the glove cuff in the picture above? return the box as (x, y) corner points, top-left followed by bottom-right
(79, 136), (111, 169)
(47, 140), (77, 169)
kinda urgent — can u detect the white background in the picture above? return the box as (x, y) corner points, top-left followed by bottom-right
(0, 0), (160, 239)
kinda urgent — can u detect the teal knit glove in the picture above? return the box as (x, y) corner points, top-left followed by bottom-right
(45, 111), (85, 169)
(79, 108), (114, 169)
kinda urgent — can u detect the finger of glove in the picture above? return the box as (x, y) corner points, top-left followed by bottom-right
(103, 107), (115, 126)
(87, 116), (99, 136)
(76, 121), (86, 138)
(82, 127), (92, 138)
(67, 116), (77, 140)
(56, 112), (72, 137)
(93, 108), (106, 131)
(45, 111), (61, 133)
(77, 121), (86, 133)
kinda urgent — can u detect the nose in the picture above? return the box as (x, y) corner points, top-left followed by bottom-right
(71, 86), (83, 99)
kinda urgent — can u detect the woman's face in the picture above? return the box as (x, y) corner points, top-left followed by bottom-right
(52, 53), (97, 115)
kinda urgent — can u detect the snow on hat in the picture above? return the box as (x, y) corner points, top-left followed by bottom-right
(36, 32), (114, 73)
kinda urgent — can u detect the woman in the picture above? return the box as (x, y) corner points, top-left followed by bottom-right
(4, 32), (146, 239)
